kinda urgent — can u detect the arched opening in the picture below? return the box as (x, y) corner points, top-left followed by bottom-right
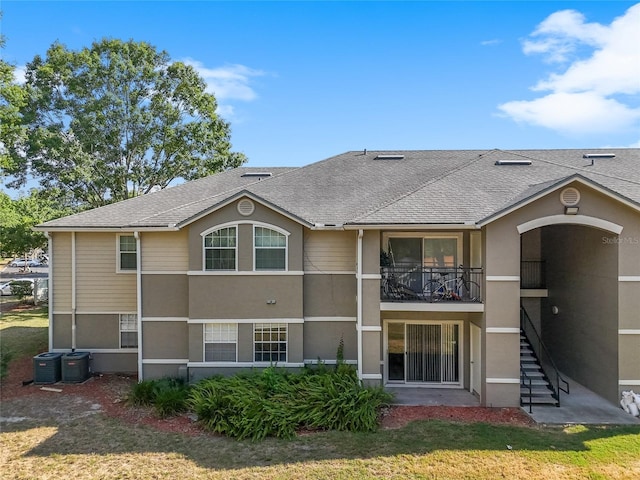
(520, 223), (619, 404)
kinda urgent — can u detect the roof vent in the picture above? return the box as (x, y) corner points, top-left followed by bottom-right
(241, 172), (272, 178)
(374, 154), (405, 160)
(237, 199), (255, 216)
(494, 160), (532, 166)
(560, 187), (580, 207)
(583, 153), (615, 159)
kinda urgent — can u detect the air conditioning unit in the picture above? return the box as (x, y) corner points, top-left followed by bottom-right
(33, 352), (63, 384)
(61, 352), (91, 383)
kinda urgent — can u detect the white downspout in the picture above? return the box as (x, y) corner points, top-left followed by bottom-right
(135, 231), (143, 381)
(71, 232), (76, 351)
(44, 232), (53, 352)
(357, 229), (363, 380)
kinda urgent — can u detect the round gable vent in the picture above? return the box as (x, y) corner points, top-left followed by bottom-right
(237, 198), (255, 216)
(560, 187), (580, 206)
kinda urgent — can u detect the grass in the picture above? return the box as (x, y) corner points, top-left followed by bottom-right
(2, 307), (639, 479)
(1, 415), (639, 479)
(0, 306), (48, 378)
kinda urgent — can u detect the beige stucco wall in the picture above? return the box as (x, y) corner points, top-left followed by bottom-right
(76, 314), (120, 349)
(91, 352), (137, 374)
(142, 274), (189, 318)
(141, 231), (188, 272)
(142, 321), (189, 359)
(188, 275), (303, 319)
(303, 321), (357, 362)
(303, 274), (356, 317)
(52, 313), (72, 349)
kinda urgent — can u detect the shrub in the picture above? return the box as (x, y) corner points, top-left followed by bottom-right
(128, 377), (190, 417)
(10, 281), (33, 302)
(188, 367), (393, 440)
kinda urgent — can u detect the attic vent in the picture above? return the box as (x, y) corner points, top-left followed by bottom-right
(583, 153), (615, 159)
(560, 187), (580, 207)
(241, 172), (273, 178)
(237, 199), (255, 216)
(494, 160), (532, 166)
(374, 154), (405, 160)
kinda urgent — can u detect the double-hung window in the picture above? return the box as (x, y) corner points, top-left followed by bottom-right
(204, 227), (237, 270)
(254, 226), (287, 270)
(254, 323), (287, 362)
(118, 235), (137, 271)
(204, 323), (237, 362)
(120, 314), (138, 348)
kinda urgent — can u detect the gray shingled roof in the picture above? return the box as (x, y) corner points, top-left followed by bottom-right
(38, 149), (640, 230)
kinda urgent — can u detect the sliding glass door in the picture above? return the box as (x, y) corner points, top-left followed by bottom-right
(387, 322), (461, 385)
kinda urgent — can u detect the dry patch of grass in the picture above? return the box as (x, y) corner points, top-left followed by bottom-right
(2, 413), (639, 479)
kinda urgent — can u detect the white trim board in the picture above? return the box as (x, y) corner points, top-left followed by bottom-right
(142, 317), (189, 322)
(304, 317), (356, 322)
(188, 318), (304, 324)
(380, 302), (484, 312)
(486, 327), (520, 334)
(619, 330), (640, 335)
(486, 378), (520, 384)
(142, 359), (189, 364)
(619, 380), (640, 386)
(619, 276), (640, 282)
(486, 276), (520, 282)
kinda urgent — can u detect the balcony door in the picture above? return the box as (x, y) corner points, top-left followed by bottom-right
(387, 321), (461, 385)
(387, 235), (461, 268)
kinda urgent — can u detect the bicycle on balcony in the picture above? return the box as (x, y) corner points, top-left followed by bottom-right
(424, 266), (480, 302)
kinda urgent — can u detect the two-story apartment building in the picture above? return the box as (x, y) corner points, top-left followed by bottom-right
(37, 149), (640, 408)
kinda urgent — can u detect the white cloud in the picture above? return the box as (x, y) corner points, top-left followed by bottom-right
(182, 59), (265, 102)
(481, 39), (502, 46)
(499, 3), (640, 139)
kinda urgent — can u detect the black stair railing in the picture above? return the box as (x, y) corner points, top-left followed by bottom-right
(520, 306), (569, 406)
(520, 366), (533, 413)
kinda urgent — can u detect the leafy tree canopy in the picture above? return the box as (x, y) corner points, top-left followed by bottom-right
(0, 19), (28, 174)
(0, 190), (71, 258)
(9, 38), (246, 208)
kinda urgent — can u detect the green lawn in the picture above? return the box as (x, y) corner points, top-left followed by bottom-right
(0, 306), (48, 378)
(1, 308), (639, 479)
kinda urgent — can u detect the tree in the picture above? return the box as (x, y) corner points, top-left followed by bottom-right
(0, 15), (28, 176)
(10, 39), (246, 208)
(0, 190), (70, 259)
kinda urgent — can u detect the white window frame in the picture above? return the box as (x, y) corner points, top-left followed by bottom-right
(203, 323), (238, 362)
(253, 323), (287, 363)
(119, 313), (138, 349)
(202, 223), (238, 271)
(253, 223), (289, 271)
(117, 234), (137, 273)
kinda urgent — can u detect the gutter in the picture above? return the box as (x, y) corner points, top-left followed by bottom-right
(44, 232), (53, 352)
(135, 231), (143, 381)
(357, 229), (363, 380)
(71, 232), (76, 351)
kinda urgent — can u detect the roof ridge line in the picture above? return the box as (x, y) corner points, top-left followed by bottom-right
(349, 149), (496, 222)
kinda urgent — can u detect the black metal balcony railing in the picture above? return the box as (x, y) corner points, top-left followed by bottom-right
(381, 265), (483, 303)
(521, 260), (546, 289)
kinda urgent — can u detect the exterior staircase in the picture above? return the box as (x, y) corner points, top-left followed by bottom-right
(520, 332), (558, 408)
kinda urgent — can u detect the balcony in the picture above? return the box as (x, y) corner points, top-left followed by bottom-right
(381, 265), (483, 303)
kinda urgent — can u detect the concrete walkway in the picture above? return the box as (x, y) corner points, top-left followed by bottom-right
(525, 377), (640, 425)
(386, 380), (640, 425)
(386, 386), (480, 406)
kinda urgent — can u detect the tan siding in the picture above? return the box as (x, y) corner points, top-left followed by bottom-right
(52, 232), (72, 310)
(76, 233), (137, 311)
(142, 231), (188, 271)
(304, 230), (356, 272)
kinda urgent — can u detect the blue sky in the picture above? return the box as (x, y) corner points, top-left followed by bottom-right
(2, 1), (639, 174)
